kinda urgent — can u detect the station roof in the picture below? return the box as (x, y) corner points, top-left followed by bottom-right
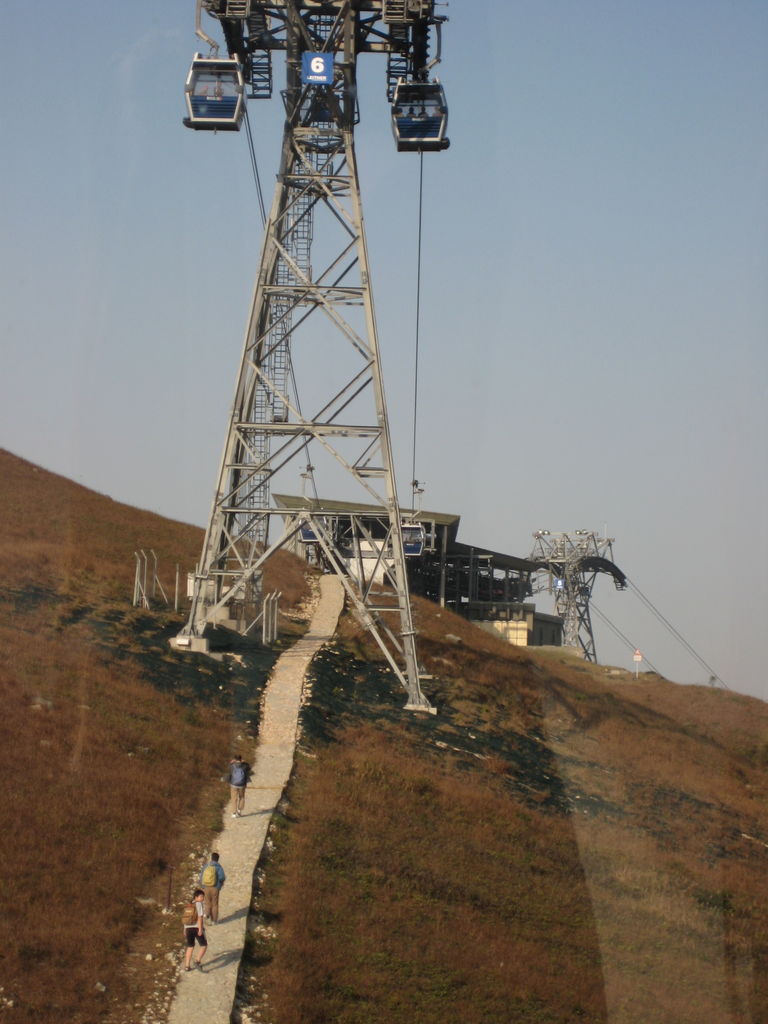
(272, 494), (461, 528)
(273, 494), (546, 574)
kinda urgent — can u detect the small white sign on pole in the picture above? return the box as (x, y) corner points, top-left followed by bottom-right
(633, 649), (642, 678)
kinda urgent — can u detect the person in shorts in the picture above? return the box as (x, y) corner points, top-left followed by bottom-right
(228, 754), (250, 817)
(184, 889), (208, 971)
(199, 851), (226, 923)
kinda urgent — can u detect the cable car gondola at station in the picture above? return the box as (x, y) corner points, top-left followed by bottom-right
(183, 55), (245, 131)
(402, 522), (426, 557)
(391, 80), (449, 152)
(299, 517), (329, 544)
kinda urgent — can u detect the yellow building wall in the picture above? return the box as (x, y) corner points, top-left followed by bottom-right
(472, 618), (529, 647)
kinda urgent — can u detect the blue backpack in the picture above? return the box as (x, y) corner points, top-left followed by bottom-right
(231, 762), (247, 786)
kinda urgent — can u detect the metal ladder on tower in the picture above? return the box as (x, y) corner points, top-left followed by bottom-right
(246, 5), (273, 99)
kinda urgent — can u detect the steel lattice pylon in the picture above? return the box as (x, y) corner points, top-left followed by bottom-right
(175, 1), (444, 710)
(529, 531), (627, 662)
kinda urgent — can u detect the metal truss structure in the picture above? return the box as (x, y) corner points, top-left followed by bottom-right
(204, 0), (444, 103)
(529, 531), (627, 662)
(175, 1), (447, 710)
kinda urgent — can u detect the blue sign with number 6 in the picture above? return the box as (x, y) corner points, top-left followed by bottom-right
(302, 52), (334, 85)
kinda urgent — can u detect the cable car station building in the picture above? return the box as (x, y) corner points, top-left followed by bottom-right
(274, 495), (564, 649)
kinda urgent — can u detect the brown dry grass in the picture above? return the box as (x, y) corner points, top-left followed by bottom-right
(248, 725), (607, 1024)
(0, 623), (233, 1021)
(6, 448), (768, 1023)
(0, 449), (311, 1024)
(236, 594), (768, 1024)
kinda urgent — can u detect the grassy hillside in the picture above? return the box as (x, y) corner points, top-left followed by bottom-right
(237, 603), (768, 1023)
(4, 449), (767, 1024)
(0, 450), (311, 1024)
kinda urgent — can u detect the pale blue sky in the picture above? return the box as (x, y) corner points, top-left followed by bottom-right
(1, 1), (766, 697)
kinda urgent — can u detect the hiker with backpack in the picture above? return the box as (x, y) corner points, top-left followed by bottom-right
(198, 851), (226, 924)
(181, 889), (207, 972)
(228, 753), (250, 817)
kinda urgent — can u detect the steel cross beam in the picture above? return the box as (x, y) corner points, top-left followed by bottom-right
(205, 0), (444, 85)
(177, 2), (432, 710)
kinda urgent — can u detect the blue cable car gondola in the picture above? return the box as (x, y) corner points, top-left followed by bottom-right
(300, 523), (319, 543)
(299, 517), (328, 544)
(184, 54), (245, 132)
(391, 79), (449, 153)
(402, 522), (426, 557)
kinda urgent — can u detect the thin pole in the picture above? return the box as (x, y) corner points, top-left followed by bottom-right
(166, 865), (174, 911)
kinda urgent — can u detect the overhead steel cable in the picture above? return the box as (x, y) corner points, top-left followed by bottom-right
(590, 601), (661, 675)
(626, 580), (729, 689)
(243, 106), (268, 226)
(410, 151), (424, 506)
